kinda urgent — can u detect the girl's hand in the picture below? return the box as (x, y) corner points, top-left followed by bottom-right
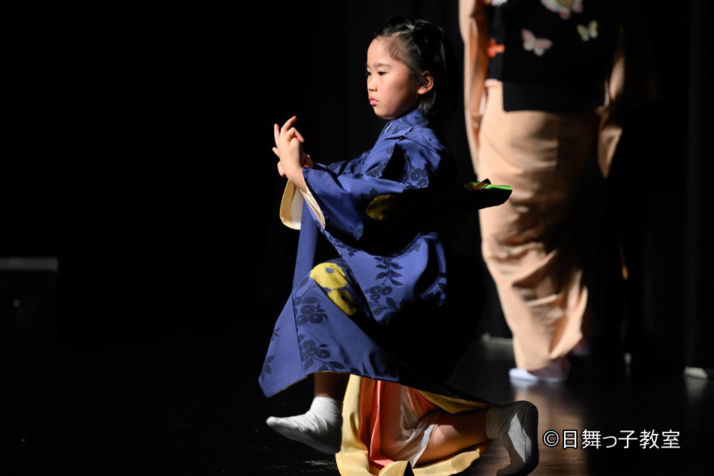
(277, 153), (313, 178)
(272, 116), (311, 191)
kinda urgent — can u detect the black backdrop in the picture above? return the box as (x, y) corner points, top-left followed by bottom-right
(5, 0), (712, 385)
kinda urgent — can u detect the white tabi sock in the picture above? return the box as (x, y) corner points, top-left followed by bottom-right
(509, 357), (571, 384)
(485, 401), (539, 476)
(266, 396), (343, 454)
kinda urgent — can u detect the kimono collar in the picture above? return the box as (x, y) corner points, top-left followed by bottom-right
(380, 108), (430, 137)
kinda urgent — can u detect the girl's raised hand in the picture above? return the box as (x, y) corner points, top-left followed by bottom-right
(272, 116), (309, 192)
(272, 116), (306, 165)
(272, 116), (313, 168)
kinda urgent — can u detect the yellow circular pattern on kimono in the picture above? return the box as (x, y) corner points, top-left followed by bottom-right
(310, 262), (348, 289)
(327, 289), (357, 316)
(366, 194), (395, 221)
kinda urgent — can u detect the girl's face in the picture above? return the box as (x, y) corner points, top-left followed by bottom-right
(366, 38), (419, 120)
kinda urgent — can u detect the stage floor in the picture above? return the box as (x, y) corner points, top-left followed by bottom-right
(2, 323), (712, 475)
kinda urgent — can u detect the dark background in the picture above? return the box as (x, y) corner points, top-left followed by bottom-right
(2, 0), (712, 471)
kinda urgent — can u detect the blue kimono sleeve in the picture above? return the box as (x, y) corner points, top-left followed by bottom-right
(322, 149), (370, 175)
(302, 138), (448, 247)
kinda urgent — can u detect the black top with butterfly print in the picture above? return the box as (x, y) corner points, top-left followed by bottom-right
(486, 0), (617, 112)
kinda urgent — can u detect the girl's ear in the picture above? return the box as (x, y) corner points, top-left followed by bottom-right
(417, 71), (434, 95)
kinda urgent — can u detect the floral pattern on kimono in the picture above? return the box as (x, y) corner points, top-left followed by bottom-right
(259, 109), (464, 398)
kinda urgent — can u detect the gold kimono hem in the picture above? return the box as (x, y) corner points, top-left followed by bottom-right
(336, 376), (492, 476)
(280, 179), (325, 230)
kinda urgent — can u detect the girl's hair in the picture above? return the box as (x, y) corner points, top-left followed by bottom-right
(373, 16), (457, 122)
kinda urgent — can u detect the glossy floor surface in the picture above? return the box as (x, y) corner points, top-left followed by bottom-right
(2, 322), (712, 475)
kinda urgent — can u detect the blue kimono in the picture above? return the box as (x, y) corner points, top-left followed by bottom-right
(259, 109), (506, 399)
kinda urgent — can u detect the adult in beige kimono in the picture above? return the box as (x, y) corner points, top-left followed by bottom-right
(459, 0), (657, 382)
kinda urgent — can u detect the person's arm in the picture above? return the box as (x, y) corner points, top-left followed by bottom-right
(300, 137), (444, 249)
(459, 0), (490, 167)
(272, 116), (313, 193)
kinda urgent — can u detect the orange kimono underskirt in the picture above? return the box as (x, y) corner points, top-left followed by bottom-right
(336, 376), (492, 476)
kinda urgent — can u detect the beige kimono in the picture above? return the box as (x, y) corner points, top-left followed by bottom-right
(459, 0), (658, 370)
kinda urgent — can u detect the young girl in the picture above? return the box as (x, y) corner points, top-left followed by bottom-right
(261, 16), (538, 475)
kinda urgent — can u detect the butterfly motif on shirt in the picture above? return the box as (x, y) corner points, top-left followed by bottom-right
(576, 20), (598, 41)
(541, 0), (584, 20)
(522, 29), (553, 56)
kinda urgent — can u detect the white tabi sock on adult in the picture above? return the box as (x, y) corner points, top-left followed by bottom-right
(509, 357), (571, 384)
(266, 396), (343, 454)
(485, 401), (539, 476)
